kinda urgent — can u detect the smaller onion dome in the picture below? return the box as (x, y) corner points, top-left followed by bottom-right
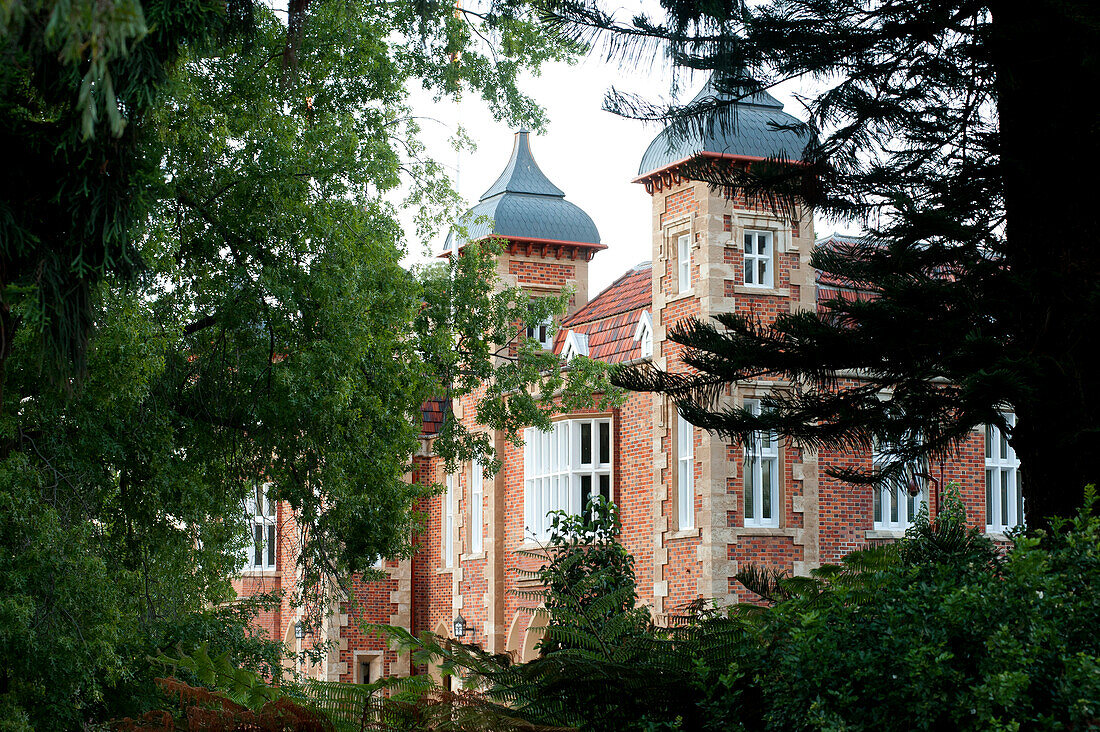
(443, 131), (601, 253)
(636, 76), (813, 180)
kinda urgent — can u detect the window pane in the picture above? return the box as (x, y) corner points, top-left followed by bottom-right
(873, 485), (882, 523)
(267, 524), (276, 566)
(580, 423), (592, 464)
(985, 469), (993, 525)
(1000, 427), (1009, 460)
(599, 474), (610, 503)
(985, 424), (993, 459)
(890, 485), (899, 523)
(1016, 472), (1024, 527)
(599, 422), (610, 464)
(254, 525), (263, 566)
(1001, 469), (1010, 526)
(761, 459), (773, 519)
(745, 261), (753, 284)
(744, 233), (754, 254)
(744, 458), (755, 520)
(758, 260), (768, 285)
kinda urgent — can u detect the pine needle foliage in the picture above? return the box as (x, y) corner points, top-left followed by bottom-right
(540, 0), (1100, 530)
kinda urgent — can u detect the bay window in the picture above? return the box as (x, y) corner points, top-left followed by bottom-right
(523, 418), (613, 540)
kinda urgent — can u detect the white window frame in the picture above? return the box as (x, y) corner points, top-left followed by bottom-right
(561, 330), (589, 361)
(743, 229), (774, 288)
(743, 399), (779, 528)
(470, 459), (484, 555)
(985, 414), (1023, 533)
(871, 440), (926, 531)
(677, 233), (691, 293)
(443, 474), (455, 567)
(523, 418), (613, 541)
(245, 482), (277, 571)
(526, 316), (554, 350)
(677, 413), (695, 529)
(633, 310), (653, 358)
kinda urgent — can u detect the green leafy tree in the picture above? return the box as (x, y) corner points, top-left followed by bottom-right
(1, 1), (610, 728)
(547, 0), (1100, 528)
(425, 489), (1100, 731)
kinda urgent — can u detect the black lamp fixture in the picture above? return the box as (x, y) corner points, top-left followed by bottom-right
(295, 621), (305, 639)
(452, 614), (467, 639)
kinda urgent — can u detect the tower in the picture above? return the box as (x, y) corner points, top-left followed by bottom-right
(444, 130), (604, 317)
(634, 77), (821, 607)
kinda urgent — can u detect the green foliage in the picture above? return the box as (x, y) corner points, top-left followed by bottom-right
(522, 497), (647, 655)
(422, 487), (1100, 731)
(2, 0), (598, 728)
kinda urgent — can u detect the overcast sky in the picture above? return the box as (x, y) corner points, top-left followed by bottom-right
(400, 13), (836, 295)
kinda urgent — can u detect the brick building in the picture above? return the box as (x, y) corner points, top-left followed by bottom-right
(237, 80), (1022, 682)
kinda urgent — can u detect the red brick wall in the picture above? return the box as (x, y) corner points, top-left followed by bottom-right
(508, 260), (576, 289)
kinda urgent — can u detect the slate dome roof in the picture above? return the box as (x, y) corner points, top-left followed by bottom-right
(444, 131), (601, 252)
(637, 76), (813, 178)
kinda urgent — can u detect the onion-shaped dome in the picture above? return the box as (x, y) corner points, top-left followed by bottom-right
(636, 76), (813, 179)
(443, 131), (601, 253)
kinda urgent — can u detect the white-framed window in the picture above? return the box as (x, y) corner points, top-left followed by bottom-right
(986, 414), (1023, 533)
(743, 399), (779, 527)
(871, 440), (926, 531)
(677, 413), (695, 530)
(743, 230), (774, 287)
(523, 418), (613, 540)
(633, 310), (653, 358)
(526, 316), (554, 350)
(443, 474), (455, 567)
(677, 233), (691, 293)
(470, 459), (484, 554)
(245, 483), (276, 570)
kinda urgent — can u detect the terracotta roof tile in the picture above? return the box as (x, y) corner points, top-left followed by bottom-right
(554, 262), (652, 365)
(564, 262), (652, 326)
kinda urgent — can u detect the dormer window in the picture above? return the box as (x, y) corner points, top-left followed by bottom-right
(633, 311), (653, 358)
(561, 330), (589, 361)
(526, 316), (554, 350)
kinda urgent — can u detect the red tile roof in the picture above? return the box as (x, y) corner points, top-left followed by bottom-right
(421, 397), (447, 436)
(554, 262), (652, 364)
(564, 262), (652, 326)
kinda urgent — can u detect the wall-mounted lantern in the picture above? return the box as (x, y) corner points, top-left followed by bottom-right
(295, 621), (305, 639)
(452, 614), (467, 639)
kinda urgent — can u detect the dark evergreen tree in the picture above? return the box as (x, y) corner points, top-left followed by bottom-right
(548, 0), (1100, 529)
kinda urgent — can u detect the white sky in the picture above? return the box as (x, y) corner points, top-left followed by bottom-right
(402, 56), (831, 295)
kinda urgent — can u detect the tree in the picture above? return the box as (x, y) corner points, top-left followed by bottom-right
(1, 1), (608, 727)
(549, 0), (1100, 528)
(425, 490), (1100, 731)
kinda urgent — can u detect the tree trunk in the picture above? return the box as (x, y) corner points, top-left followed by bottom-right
(991, 0), (1100, 532)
